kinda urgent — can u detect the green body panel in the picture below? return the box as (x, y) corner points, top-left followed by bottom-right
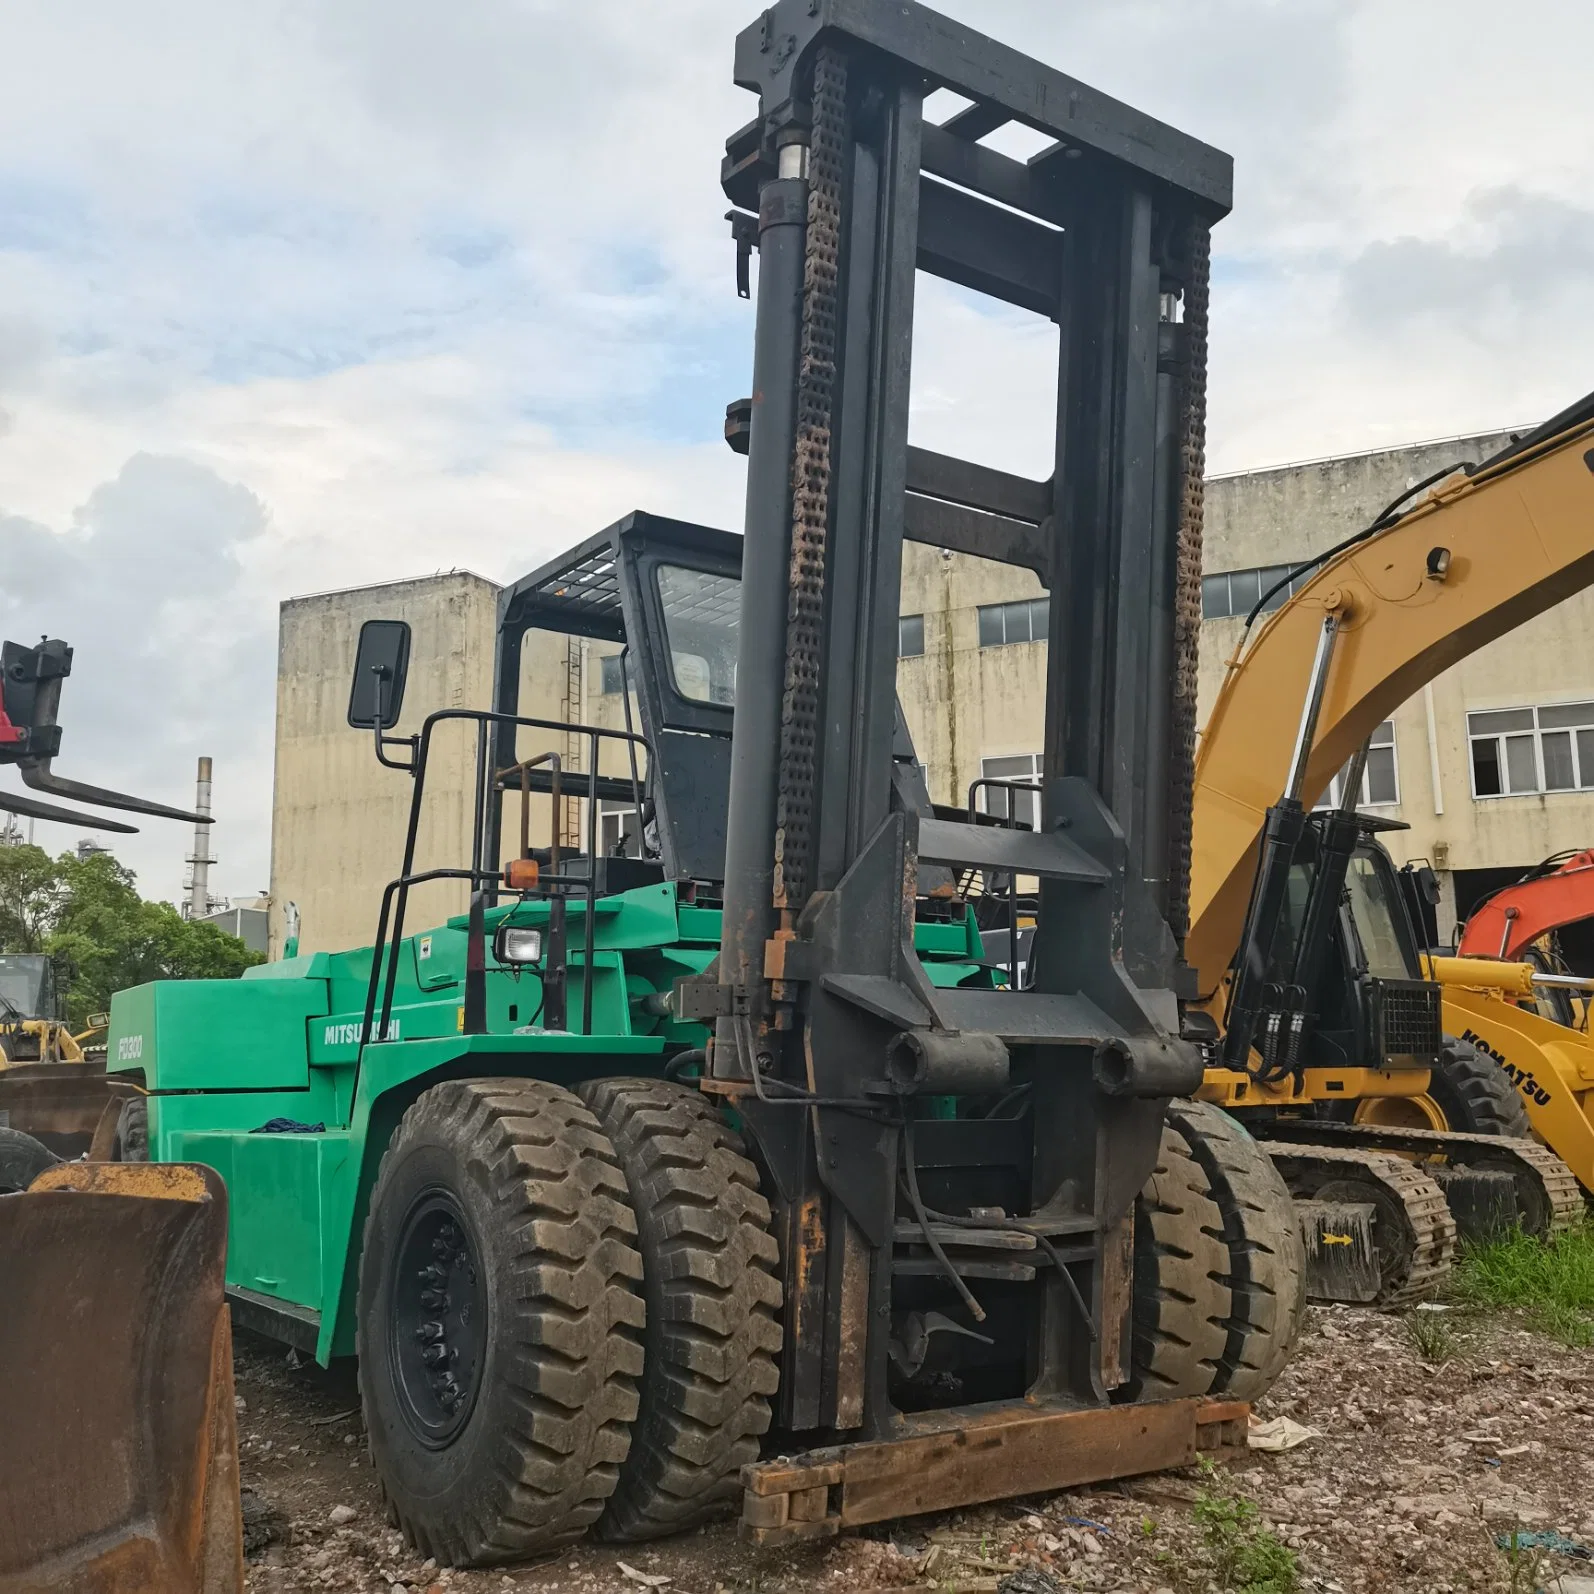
(109, 977), (328, 1088)
(172, 1129), (351, 1311)
(106, 881), (994, 1364)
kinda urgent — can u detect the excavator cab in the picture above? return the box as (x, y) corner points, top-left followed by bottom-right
(1221, 803), (1440, 1088)
(1329, 827), (1442, 1071)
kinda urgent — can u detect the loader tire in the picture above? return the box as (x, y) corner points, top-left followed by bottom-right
(115, 1095), (149, 1162)
(357, 1078), (645, 1567)
(0, 1126), (59, 1193)
(578, 1078), (782, 1540)
(1427, 1036), (1532, 1139)
(1165, 1100), (1306, 1403)
(1125, 1121), (1232, 1401)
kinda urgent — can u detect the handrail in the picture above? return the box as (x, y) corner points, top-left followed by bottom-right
(965, 777), (1042, 990)
(353, 707), (653, 1109)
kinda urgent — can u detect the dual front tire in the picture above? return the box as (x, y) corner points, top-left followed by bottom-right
(356, 1077), (781, 1566)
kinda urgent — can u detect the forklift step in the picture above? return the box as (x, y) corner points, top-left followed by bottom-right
(738, 1397), (1248, 1544)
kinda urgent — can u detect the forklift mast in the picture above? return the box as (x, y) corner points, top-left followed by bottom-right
(706, 0), (1228, 1437)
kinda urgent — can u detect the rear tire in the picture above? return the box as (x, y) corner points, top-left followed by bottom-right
(1125, 1122), (1232, 1400)
(0, 1126), (59, 1193)
(1426, 1036), (1532, 1138)
(357, 1078), (645, 1566)
(578, 1078), (782, 1540)
(1163, 1101), (1306, 1402)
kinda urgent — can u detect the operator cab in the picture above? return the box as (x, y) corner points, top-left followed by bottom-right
(0, 953), (59, 1063)
(1320, 821), (1439, 1067)
(349, 510), (945, 1040)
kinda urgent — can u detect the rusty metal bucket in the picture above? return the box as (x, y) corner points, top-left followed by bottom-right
(0, 1062), (139, 1160)
(0, 1162), (243, 1593)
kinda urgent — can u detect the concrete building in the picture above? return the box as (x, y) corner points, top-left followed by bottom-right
(269, 568), (629, 956)
(199, 899), (270, 956)
(268, 434), (1594, 956)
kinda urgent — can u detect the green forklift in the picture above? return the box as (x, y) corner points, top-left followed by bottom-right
(98, 0), (1307, 1569)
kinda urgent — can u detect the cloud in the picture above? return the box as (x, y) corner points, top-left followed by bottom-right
(1344, 188), (1594, 328)
(0, 455), (275, 893)
(1, 0), (1593, 901)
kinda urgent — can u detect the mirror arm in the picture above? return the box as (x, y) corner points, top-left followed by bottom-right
(372, 718), (417, 774)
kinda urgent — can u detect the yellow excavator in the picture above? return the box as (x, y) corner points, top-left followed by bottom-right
(1188, 387), (1594, 1303)
(0, 635), (242, 1592)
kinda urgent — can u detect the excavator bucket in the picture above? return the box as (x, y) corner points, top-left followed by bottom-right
(0, 1163), (243, 1594)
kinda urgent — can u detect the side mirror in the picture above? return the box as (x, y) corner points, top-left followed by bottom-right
(347, 620), (411, 730)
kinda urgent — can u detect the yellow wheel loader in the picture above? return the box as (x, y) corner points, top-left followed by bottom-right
(1187, 387), (1594, 1303)
(0, 952), (106, 1066)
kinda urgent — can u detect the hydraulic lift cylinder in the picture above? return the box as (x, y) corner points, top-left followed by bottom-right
(716, 164), (808, 1077)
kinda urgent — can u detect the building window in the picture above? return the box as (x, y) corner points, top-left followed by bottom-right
(599, 800), (640, 856)
(977, 596), (1049, 648)
(898, 613), (925, 658)
(978, 753), (1042, 831)
(1317, 720), (1399, 809)
(598, 653), (627, 695)
(1469, 701), (1594, 798)
(1201, 564), (1312, 621)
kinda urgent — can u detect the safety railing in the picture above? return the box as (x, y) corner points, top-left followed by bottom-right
(965, 776), (1043, 991)
(355, 709), (650, 1103)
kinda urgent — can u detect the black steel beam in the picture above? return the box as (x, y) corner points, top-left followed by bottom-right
(734, 0), (1232, 213)
(938, 100), (1009, 142)
(920, 123), (1071, 226)
(917, 177), (1061, 317)
(906, 446), (1050, 524)
(902, 494), (1049, 582)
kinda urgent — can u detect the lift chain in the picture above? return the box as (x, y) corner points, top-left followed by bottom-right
(1167, 219), (1211, 946)
(772, 44), (847, 914)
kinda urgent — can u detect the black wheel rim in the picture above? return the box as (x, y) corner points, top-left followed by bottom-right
(388, 1187), (488, 1448)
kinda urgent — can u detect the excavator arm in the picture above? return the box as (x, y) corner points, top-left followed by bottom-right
(1189, 390), (1594, 996)
(1457, 849), (1594, 961)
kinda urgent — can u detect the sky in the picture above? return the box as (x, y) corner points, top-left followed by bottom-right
(2, 0), (1592, 905)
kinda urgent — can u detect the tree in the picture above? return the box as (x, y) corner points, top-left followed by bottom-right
(0, 843), (263, 1025)
(0, 843), (64, 952)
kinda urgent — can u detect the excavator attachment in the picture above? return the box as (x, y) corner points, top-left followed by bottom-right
(0, 1163), (243, 1594)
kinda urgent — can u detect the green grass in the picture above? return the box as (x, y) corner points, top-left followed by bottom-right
(1452, 1220), (1594, 1347)
(1498, 1528), (1549, 1594)
(1404, 1308), (1458, 1363)
(1192, 1463), (1300, 1594)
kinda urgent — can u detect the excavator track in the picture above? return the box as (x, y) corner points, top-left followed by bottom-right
(1258, 1141), (1457, 1308)
(1260, 1120), (1584, 1239)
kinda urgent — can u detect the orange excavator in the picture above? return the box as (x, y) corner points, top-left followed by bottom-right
(1459, 850), (1594, 1018)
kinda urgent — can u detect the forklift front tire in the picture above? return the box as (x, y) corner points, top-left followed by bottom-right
(357, 1078), (646, 1566)
(579, 1078), (782, 1540)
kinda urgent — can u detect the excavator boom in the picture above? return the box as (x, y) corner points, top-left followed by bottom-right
(1189, 396), (1594, 995)
(1458, 849), (1594, 962)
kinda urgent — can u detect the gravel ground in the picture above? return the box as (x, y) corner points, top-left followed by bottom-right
(236, 1304), (1594, 1594)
